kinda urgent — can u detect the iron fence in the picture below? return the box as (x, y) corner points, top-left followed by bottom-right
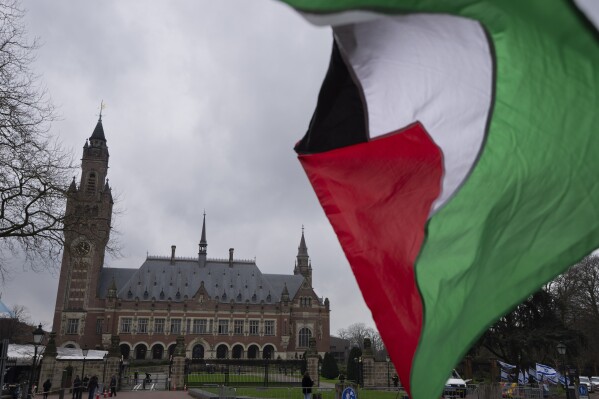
(186, 359), (305, 387)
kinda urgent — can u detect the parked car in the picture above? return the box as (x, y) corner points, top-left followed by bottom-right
(444, 369), (467, 398)
(580, 376), (592, 392)
(590, 376), (599, 392)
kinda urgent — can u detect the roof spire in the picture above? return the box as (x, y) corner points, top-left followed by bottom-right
(198, 211), (208, 266)
(200, 211), (207, 246)
(298, 225), (308, 257)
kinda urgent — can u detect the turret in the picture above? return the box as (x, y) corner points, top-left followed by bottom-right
(294, 226), (312, 286)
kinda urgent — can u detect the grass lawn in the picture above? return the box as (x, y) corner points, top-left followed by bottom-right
(201, 385), (408, 399)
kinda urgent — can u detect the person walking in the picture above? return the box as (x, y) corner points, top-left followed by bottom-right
(42, 379), (52, 399)
(87, 376), (98, 399)
(302, 372), (314, 399)
(109, 375), (117, 397)
(73, 375), (82, 399)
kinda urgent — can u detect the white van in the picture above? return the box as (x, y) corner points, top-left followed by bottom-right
(444, 369), (467, 398)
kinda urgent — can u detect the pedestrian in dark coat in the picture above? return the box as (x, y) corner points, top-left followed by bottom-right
(87, 376), (98, 399)
(42, 379), (52, 399)
(72, 375), (82, 399)
(110, 375), (117, 397)
(302, 372), (314, 399)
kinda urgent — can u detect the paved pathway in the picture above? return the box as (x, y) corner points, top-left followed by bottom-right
(49, 391), (190, 399)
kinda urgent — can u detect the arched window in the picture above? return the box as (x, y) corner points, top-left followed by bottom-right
(192, 344), (204, 359)
(168, 343), (176, 356)
(232, 345), (243, 359)
(152, 344), (164, 360)
(135, 343), (147, 360)
(298, 328), (312, 348)
(216, 344), (228, 359)
(247, 345), (259, 359)
(262, 345), (274, 359)
(120, 344), (130, 359)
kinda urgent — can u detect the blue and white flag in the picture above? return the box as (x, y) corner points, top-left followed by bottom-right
(499, 360), (516, 381)
(498, 360), (516, 370)
(528, 368), (537, 382)
(536, 363), (559, 384)
(518, 370), (529, 384)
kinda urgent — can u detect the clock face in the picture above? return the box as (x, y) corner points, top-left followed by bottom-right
(74, 240), (91, 256)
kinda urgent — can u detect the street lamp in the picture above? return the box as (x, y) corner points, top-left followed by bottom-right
(557, 342), (569, 399)
(386, 356), (391, 388)
(102, 353), (108, 389)
(81, 346), (89, 383)
(27, 324), (45, 399)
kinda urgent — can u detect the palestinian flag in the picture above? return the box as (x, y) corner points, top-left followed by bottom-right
(283, 1), (599, 398)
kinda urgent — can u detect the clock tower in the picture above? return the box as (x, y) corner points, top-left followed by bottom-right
(52, 117), (113, 348)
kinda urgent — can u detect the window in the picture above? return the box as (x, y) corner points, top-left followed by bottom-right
(300, 297), (312, 307)
(234, 320), (244, 335)
(193, 319), (207, 334)
(95, 319), (103, 335)
(218, 319), (229, 335)
(249, 320), (259, 336)
(264, 320), (275, 336)
(138, 318), (148, 334)
(170, 319), (181, 334)
(120, 317), (132, 334)
(66, 319), (79, 335)
(86, 172), (96, 194)
(154, 318), (165, 334)
(298, 327), (312, 348)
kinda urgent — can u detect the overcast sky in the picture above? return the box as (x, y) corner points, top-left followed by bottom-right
(1, 0), (375, 334)
(4, 0), (599, 338)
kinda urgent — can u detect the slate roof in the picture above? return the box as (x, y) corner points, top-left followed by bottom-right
(99, 258), (305, 304)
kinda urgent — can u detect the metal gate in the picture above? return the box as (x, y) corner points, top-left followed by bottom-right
(185, 359), (305, 387)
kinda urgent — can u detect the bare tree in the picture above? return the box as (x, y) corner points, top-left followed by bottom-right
(0, 304), (33, 343)
(337, 322), (386, 358)
(0, 0), (75, 281)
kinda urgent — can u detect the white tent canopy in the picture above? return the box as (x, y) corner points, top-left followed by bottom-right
(6, 344), (108, 365)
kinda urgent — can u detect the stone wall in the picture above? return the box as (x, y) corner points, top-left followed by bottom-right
(360, 357), (397, 387)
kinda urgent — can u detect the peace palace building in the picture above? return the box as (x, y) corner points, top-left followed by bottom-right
(52, 119), (331, 361)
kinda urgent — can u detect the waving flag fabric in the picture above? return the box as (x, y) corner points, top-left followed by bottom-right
(283, 0), (599, 398)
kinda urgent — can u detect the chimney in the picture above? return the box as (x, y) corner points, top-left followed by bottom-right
(171, 245), (176, 265)
(229, 248), (234, 267)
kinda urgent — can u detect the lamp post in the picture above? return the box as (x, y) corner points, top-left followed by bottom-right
(386, 356), (391, 389)
(557, 342), (569, 399)
(27, 324), (45, 399)
(81, 346), (89, 384)
(102, 353), (108, 389)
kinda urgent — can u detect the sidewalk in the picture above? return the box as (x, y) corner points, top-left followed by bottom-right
(50, 391), (190, 399)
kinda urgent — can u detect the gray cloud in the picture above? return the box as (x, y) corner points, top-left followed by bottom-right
(3, 0), (375, 334)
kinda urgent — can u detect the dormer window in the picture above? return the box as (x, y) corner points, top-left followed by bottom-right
(127, 289), (133, 299)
